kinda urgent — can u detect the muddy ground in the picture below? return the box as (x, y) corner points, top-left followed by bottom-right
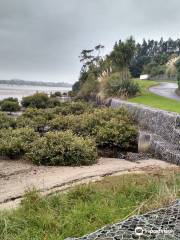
(0, 158), (179, 210)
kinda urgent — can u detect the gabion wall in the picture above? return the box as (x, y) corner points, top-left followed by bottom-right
(110, 99), (180, 165)
(66, 200), (180, 240)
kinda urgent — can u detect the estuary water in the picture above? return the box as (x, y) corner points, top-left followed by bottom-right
(0, 84), (72, 101)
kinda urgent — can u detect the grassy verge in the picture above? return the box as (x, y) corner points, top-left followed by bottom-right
(130, 79), (180, 113)
(0, 169), (179, 240)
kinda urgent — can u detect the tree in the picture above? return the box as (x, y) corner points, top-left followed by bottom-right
(110, 37), (136, 80)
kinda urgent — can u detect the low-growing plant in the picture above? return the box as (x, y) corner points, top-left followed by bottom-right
(1, 100), (20, 112)
(16, 108), (55, 132)
(95, 118), (137, 150)
(50, 101), (94, 115)
(0, 128), (39, 159)
(26, 131), (98, 166)
(49, 107), (138, 152)
(0, 112), (16, 129)
(21, 92), (50, 109)
(104, 72), (140, 98)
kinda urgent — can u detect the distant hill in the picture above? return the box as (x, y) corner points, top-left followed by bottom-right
(0, 79), (72, 88)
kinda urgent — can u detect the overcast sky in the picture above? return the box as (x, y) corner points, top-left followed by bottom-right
(0, 0), (180, 83)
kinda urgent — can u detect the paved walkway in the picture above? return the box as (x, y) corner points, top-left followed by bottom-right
(149, 82), (180, 101)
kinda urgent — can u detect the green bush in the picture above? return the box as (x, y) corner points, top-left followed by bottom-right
(51, 101), (94, 115)
(104, 72), (140, 98)
(1, 100), (20, 112)
(0, 128), (39, 159)
(49, 114), (77, 131)
(95, 118), (137, 149)
(21, 93), (50, 109)
(48, 98), (61, 108)
(49, 108), (138, 151)
(16, 108), (55, 132)
(50, 91), (62, 98)
(0, 97), (19, 104)
(26, 131), (97, 166)
(0, 112), (16, 129)
(49, 108), (131, 132)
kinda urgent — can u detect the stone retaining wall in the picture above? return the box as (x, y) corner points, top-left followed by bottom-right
(66, 200), (180, 240)
(110, 99), (180, 165)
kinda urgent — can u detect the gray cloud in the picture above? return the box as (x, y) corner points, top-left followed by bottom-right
(0, 0), (180, 83)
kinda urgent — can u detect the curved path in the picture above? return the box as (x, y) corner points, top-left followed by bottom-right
(149, 82), (180, 101)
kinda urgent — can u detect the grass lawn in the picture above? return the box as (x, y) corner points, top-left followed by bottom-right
(130, 79), (180, 113)
(0, 169), (179, 240)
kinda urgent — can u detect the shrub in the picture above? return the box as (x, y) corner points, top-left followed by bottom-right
(49, 107), (138, 151)
(95, 118), (137, 150)
(48, 98), (61, 108)
(0, 112), (16, 129)
(104, 72), (140, 98)
(1, 100), (20, 112)
(21, 93), (49, 109)
(49, 114), (77, 131)
(26, 131), (97, 166)
(50, 91), (62, 98)
(0, 128), (39, 159)
(16, 108), (55, 132)
(51, 101), (94, 115)
(49, 108), (131, 132)
(0, 97), (19, 104)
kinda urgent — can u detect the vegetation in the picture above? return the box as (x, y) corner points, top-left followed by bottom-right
(72, 37), (180, 101)
(0, 128), (38, 159)
(103, 72), (140, 98)
(130, 38), (180, 78)
(1, 100), (20, 112)
(0, 112), (16, 129)
(16, 107), (56, 132)
(73, 37), (137, 100)
(21, 93), (51, 109)
(0, 102), (138, 164)
(0, 98), (20, 112)
(26, 131), (97, 166)
(49, 107), (138, 152)
(0, 169), (179, 239)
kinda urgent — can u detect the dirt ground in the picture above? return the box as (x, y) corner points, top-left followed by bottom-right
(0, 158), (179, 210)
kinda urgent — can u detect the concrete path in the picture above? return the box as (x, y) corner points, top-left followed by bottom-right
(149, 82), (180, 101)
(0, 158), (178, 210)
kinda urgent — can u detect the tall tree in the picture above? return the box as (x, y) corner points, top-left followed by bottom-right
(110, 37), (136, 79)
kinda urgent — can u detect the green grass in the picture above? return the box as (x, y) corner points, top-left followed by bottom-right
(0, 169), (179, 240)
(130, 79), (180, 113)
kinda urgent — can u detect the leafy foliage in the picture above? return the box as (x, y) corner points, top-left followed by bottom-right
(16, 108), (55, 132)
(0, 112), (16, 129)
(26, 131), (97, 166)
(104, 72), (140, 98)
(1, 100), (20, 112)
(0, 128), (39, 159)
(21, 92), (50, 108)
(49, 107), (138, 151)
